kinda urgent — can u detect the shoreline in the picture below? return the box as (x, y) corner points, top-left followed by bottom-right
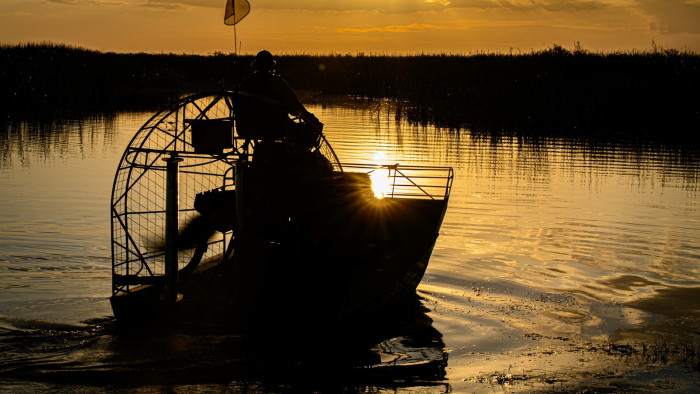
(1, 43), (699, 144)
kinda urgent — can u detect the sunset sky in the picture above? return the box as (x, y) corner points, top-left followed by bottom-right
(1, 0), (699, 54)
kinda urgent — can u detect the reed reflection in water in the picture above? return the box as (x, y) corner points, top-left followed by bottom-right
(0, 114), (146, 322)
(0, 102), (699, 390)
(319, 102), (700, 387)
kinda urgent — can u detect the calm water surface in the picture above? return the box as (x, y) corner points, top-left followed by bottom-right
(1, 103), (699, 391)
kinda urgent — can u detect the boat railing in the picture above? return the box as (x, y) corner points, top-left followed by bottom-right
(341, 163), (454, 200)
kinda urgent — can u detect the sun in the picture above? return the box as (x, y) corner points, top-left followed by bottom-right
(370, 168), (391, 199)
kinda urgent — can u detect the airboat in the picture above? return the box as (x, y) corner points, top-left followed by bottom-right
(110, 91), (453, 328)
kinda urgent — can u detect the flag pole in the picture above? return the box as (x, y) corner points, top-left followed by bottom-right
(225, 0), (249, 55)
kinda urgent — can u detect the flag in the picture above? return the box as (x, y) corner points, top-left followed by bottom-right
(224, 0), (250, 25)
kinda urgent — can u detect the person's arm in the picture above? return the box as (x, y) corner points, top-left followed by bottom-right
(275, 77), (322, 129)
(275, 77), (306, 116)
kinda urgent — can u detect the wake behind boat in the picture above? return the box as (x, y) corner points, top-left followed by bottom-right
(109, 91), (453, 328)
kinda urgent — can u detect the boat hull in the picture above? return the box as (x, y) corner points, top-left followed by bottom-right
(111, 194), (448, 329)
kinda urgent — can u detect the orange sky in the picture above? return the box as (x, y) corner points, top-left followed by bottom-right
(1, 1), (699, 54)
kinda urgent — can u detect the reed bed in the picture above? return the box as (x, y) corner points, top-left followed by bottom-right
(1, 43), (698, 142)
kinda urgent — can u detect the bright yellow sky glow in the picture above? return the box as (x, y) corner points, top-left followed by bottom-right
(1, 0), (699, 54)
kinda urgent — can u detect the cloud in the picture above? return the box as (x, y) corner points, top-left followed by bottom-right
(336, 23), (449, 34)
(248, 0), (461, 13)
(236, 0), (634, 18)
(635, 0), (700, 34)
(46, 0), (131, 5)
(453, 0), (615, 13)
(40, 0), (626, 15)
(46, 0), (215, 8)
(144, 0), (218, 9)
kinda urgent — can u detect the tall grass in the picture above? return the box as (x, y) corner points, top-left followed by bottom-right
(1, 43), (698, 142)
(283, 45), (699, 142)
(0, 42), (245, 115)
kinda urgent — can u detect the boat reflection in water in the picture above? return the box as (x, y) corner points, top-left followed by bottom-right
(109, 92), (452, 344)
(0, 295), (447, 391)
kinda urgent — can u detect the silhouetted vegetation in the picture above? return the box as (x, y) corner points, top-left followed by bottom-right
(1, 42), (698, 142)
(0, 42), (241, 116)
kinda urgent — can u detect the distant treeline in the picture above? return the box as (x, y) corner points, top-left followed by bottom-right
(1, 42), (699, 142)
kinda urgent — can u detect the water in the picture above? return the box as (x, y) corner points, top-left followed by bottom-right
(1, 102), (699, 391)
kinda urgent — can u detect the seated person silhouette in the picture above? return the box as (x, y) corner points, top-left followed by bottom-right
(178, 52), (328, 275)
(236, 50), (321, 143)
(235, 51), (334, 237)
